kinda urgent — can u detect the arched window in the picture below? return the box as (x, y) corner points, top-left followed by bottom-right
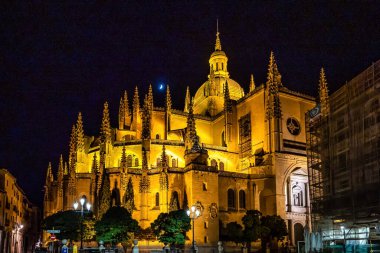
(239, 190), (246, 209)
(172, 158), (177, 168)
(292, 182), (303, 206)
(156, 157), (161, 167)
(135, 158), (139, 167)
(221, 131), (226, 146)
(156, 134), (160, 139)
(155, 192), (159, 207)
(219, 162), (224, 171)
(211, 159), (217, 168)
(127, 155), (132, 167)
(222, 63), (224, 70)
(227, 189), (235, 209)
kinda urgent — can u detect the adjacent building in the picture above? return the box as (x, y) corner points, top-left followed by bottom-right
(307, 60), (380, 246)
(0, 169), (40, 253)
(44, 30), (318, 247)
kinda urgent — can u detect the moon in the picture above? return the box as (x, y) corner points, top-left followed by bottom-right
(159, 84), (164, 90)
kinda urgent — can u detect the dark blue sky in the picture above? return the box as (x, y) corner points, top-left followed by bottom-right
(0, 2), (379, 206)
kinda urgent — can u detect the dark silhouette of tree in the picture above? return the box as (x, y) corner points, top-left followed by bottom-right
(124, 177), (135, 213)
(242, 210), (262, 244)
(95, 206), (139, 245)
(42, 210), (94, 241)
(151, 210), (191, 248)
(260, 215), (288, 251)
(98, 172), (111, 219)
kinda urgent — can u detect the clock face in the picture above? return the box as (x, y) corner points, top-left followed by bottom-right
(287, 117), (301, 135)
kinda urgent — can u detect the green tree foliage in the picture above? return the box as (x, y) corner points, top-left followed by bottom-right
(242, 210), (262, 243)
(82, 219), (96, 241)
(151, 210), (191, 247)
(227, 222), (244, 244)
(260, 215), (288, 251)
(95, 206), (139, 244)
(98, 172), (111, 218)
(260, 215), (288, 241)
(42, 210), (94, 241)
(124, 177), (135, 213)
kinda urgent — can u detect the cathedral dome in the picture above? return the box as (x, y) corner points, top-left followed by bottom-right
(193, 28), (244, 116)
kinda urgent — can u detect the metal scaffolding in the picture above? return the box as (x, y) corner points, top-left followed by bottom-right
(306, 60), (380, 245)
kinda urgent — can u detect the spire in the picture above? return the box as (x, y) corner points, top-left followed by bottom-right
(45, 162), (53, 185)
(141, 95), (151, 140)
(166, 85), (172, 111)
(118, 97), (125, 129)
(148, 84), (154, 112)
(92, 153), (98, 174)
(215, 19), (222, 51)
(120, 144), (127, 169)
(57, 155), (64, 182)
(123, 90), (131, 127)
(76, 112), (85, 152)
(249, 74), (256, 92)
(132, 86), (140, 117)
(224, 81), (232, 113)
(318, 68), (330, 116)
(160, 145), (168, 170)
(266, 51), (282, 119)
(69, 125), (77, 169)
(186, 98), (197, 149)
(100, 102), (112, 144)
(209, 68), (216, 96)
(64, 162), (68, 175)
(139, 148), (150, 193)
(184, 86), (191, 113)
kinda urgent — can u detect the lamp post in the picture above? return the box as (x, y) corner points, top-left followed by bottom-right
(74, 198), (91, 250)
(187, 205), (200, 253)
(340, 226), (346, 253)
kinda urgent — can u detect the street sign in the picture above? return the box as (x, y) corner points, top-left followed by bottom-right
(47, 229), (60, 233)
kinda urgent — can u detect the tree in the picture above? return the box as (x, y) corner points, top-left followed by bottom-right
(260, 215), (288, 251)
(151, 210), (191, 248)
(226, 222), (244, 244)
(95, 206), (140, 245)
(124, 177), (135, 213)
(42, 210), (94, 241)
(242, 210), (262, 244)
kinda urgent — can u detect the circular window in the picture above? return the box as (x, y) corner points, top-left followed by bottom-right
(286, 117), (301, 135)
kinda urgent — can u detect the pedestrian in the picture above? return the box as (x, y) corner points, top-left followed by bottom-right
(116, 242), (125, 253)
(73, 243), (78, 253)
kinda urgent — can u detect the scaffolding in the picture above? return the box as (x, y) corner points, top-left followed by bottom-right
(306, 60), (380, 245)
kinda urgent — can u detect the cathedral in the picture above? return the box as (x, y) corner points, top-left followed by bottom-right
(44, 29), (320, 247)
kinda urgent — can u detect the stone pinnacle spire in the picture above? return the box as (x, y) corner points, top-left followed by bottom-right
(133, 86), (140, 116)
(76, 112), (85, 152)
(45, 162), (53, 185)
(69, 125), (77, 169)
(318, 68), (330, 116)
(249, 74), (256, 92)
(184, 86), (191, 113)
(224, 81), (232, 113)
(119, 97), (125, 129)
(57, 155), (64, 182)
(100, 102), (112, 144)
(141, 95), (151, 140)
(166, 85), (172, 111)
(266, 51), (282, 119)
(148, 84), (154, 112)
(92, 153), (98, 174)
(215, 19), (222, 51)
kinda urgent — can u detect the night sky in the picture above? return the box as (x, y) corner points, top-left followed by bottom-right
(1, 2), (379, 207)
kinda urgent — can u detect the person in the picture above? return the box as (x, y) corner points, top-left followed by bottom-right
(116, 242), (125, 253)
(72, 243), (78, 253)
(285, 242), (290, 253)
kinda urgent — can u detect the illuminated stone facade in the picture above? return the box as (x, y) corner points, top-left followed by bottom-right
(44, 31), (316, 247)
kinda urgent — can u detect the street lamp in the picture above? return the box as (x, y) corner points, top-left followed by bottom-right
(187, 205), (201, 253)
(74, 198), (91, 250)
(340, 226), (346, 253)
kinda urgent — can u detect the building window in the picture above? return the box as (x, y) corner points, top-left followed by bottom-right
(239, 190), (246, 209)
(172, 158), (177, 168)
(127, 155), (132, 167)
(155, 192), (159, 207)
(203, 183), (207, 191)
(204, 236), (208, 243)
(156, 134), (160, 139)
(156, 157), (161, 167)
(211, 159), (217, 168)
(135, 158), (139, 167)
(228, 189), (235, 209)
(204, 221), (208, 228)
(292, 182), (303, 206)
(170, 191), (180, 211)
(219, 162), (224, 171)
(239, 113), (251, 158)
(222, 63), (224, 70)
